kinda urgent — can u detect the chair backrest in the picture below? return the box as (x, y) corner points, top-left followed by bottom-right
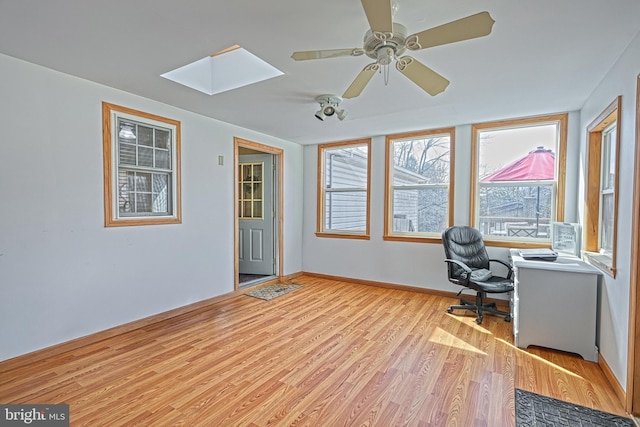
(442, 226), (490, 280)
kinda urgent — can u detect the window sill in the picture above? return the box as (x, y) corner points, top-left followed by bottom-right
(105, 216), (182, 227)
(383, 235), (442, 244)
(482, 238), (551, 249)
(583, 252), (616, 278)
(315, 232), (370, 240)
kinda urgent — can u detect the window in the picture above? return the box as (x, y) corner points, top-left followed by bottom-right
(239, 162), (264, 219)
(471, 114), (567, 246)
(102, 102), (181, 227)
(317, 139), (371, 239)
(584, 97), (621, 277)
(384, 128), (455, 241)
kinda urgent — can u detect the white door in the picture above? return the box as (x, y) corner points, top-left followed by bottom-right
(238, 154), (275, 275)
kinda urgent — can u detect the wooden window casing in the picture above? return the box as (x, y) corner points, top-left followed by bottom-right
(470, 113), (568, 248)
(584, 97), (621, 277)
(384, 128), (455, 243)
(316, 139), (371, 240)
(102, 102), (182, 227)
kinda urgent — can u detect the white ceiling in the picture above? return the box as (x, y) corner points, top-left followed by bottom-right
(1, 1), (639, 145)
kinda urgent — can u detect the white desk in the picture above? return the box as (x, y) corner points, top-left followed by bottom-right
(509, 249), (601, 362)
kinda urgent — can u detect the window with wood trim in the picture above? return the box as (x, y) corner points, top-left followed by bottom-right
(584, 97), (621, 277)
(384, 128), (455, 242)
(470, 113), (567, 247)
(316, 139), (371, 239)
(102, 102), (182, 227)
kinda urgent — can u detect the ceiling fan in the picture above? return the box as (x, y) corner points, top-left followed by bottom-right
(291, 0), (495, 98)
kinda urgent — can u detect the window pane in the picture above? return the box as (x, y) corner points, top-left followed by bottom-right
(253, 164), (263, 181)
(155, 149), (170, 169)
(600, 193), (614, 253)
(324, 146), (368, 189)
(138, 125), (153, 146)
(324, 191), (367, 231)
(138, 146), (153, 167)
(478, 183), (553, 238)
(479, 126), (557, 180)
(119, 143), (136, 165)
(118, 120), (137, 140)
(118, 171), (134, 214)
(253, 201), (262, 218)
(392, 187), (448, 233)
(392, 137), (450, 185)
(136, 193), (152, 213)
(155, 129), (170, 149)
(601, 124), (616, 191)
(152, 174), (169, 214)
(135, 172), (151, 192)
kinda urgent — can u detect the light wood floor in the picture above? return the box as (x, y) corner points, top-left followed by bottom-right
(0, 276), (628, 426)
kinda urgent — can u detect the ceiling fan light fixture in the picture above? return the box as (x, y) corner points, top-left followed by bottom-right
(315, 95), (346, 122)
(376, 46), (395, 65)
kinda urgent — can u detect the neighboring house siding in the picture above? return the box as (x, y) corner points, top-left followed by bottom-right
(325, 154), (423, 231)
(325, 153), (368, 231)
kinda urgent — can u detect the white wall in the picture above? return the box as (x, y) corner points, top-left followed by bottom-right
(0, 53), (304, 361)
(578, 31), (640, 391)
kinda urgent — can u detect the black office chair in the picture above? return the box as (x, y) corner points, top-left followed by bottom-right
(442, 226), (514, 324)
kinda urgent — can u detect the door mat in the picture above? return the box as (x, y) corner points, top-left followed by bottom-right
(515, 388), (634, 426)
(244, 283), (302, 301)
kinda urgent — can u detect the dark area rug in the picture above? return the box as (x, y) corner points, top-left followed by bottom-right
(515, 389), (634, 426)
(244, 283), (301, 301)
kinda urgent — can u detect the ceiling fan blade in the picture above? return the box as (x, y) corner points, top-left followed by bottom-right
(291, 48), (364, 61)
(343, 63), (380, 99)
(405, 11), (495, 51)
(361, 0), (393, 33)
(396, 56), (449, 96)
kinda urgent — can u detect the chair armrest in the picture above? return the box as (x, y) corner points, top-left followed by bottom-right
(444, 259), (473, 284)
(489, 258), (513, 279)
(444, 259), (473, 273)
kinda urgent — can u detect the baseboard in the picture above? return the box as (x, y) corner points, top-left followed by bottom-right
(301, 271), (510, 309)
(282, 271), (305, 282)
(0, 288), (243, 373)
(599, 353), (627, 409)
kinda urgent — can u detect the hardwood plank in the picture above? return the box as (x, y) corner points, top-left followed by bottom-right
(0, 275), (628, 426)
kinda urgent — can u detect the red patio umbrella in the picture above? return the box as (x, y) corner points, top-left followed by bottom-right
(481, 146), (555, 182)
(481, 146), (555, 235)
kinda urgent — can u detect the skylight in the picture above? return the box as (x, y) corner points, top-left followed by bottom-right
(161, 45), (283, 96)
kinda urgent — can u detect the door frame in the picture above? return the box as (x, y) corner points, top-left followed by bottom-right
(234, 137), (284, 291)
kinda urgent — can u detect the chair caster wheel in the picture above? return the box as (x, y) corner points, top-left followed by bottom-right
(447, 307), (454, 313)
(505, 315), (511, 322)
(475, 317), (483, 324)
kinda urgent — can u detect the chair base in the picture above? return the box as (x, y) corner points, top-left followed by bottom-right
(447, 294), (511, 325)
